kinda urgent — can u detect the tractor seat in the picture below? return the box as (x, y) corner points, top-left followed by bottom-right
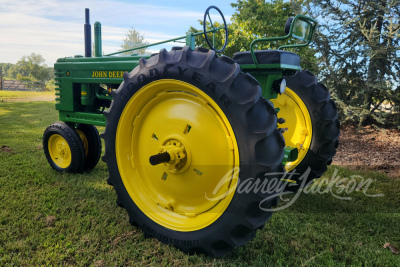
(232, 50), (300, 66)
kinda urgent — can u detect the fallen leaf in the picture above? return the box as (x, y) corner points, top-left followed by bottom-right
(383, 243), (399, 254)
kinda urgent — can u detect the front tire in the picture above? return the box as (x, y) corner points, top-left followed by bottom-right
(43, 122), (85, 173)
(102, 47), (285, 256)
(76, 124), (101, 172)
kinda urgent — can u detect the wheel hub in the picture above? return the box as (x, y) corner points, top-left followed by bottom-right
(48, 134), (72, 168)
(150, 139), (189, 172)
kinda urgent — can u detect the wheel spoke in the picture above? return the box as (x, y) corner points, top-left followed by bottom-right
(213, 32), (215, 48)
(207, 13), (214, 28)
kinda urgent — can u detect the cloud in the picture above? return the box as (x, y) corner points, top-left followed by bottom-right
(0, 0), (234, 66)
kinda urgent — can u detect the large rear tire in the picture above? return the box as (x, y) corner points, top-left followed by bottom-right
(102, 47), (285, 257)
(273, 70), (340, 191)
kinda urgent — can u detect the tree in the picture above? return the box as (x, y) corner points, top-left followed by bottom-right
(0, 63), (13, 77)
(188, 0), (318, 73)
(6, 53), (52, 82)
(120, 28), (149, 55)
(306, 0), (400, 125)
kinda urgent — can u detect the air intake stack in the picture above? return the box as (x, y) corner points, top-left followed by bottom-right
(84, 8), (92, 57)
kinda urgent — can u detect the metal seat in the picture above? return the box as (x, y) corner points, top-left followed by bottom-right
(232, 50), (300, 66)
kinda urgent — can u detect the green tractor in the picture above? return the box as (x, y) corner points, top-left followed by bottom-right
(43, 6), (339, 257)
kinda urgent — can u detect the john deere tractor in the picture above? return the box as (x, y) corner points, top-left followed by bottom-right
(43, 6), (339, 257)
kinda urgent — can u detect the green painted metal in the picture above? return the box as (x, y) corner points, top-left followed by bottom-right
(59, 110), (107, 127)
(94, 22), (102, 57)
(239, 63), (301, 71)
(247, 71), (282, 100)
(282, 146), (299, 166)
(80, 83), (90, 105)
(249, 15), (317, 68)
(54, 55), (146, 125)
(186, 33), (196, 50)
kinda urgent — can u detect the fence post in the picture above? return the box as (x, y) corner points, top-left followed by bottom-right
(0, 71), (3, 90)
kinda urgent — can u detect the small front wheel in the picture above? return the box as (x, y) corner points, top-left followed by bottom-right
(76, 124), (102, 172)
(43, 122), (85, 173)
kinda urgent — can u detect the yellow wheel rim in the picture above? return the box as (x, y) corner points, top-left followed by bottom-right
(76, 130), (88, 156)
(48, 134), (72, 168)
(116, 79), (239, 231)
(271, 87), (312, 171)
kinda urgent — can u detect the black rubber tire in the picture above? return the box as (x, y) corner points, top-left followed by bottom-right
(76, 124), (102, 172)
(102, 46), (285, 257)
(43, 122), (85, 173)
(282, 70), (340, 192)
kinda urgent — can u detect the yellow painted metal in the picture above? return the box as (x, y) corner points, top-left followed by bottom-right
(159, 139), (187, 171)
(76, 129), (88, 156)
(115, 79), (239, 231)
(271, 87), (312, 171)
(48, 134), (72, 168)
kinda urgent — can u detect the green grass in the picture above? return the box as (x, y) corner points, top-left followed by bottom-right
(0, 90), (55, 102)
(0, 101), (399, 266)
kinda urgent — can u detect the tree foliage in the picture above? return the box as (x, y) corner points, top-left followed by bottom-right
(306, 0), (400, 126)
(120, 28), (149, 55)
(1, 53), (53, 82)
(188, 0), (318, 72)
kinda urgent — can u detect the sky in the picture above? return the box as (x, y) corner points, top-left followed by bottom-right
(0, 0), (236, 66)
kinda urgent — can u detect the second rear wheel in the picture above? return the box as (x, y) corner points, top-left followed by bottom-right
(272, 70), (340, 191)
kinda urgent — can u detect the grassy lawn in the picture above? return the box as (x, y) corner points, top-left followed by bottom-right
(0, 90), (55, 102)
(0, 101), (399, 266)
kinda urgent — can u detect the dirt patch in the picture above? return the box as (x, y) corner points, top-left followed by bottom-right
(332, 125), (400, 177)
(46, 216), (57, 227)
(112, 230), (139, 246)
(1, 145), (12, 153)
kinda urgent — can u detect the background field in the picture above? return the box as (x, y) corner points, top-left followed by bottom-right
(0, 90), (55, 102)
(0, 99), (399, 266)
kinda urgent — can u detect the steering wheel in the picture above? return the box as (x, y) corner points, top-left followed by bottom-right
(203, 6), (228, 53)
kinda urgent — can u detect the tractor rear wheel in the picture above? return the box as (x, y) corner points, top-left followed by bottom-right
(102, 47), (285, 257)
(43, 122), (85, 173)
(272, 70), (340, 191)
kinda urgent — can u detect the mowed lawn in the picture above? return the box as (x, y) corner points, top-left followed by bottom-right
(0, 90), (55, 102)
(0, 99), (399, 266)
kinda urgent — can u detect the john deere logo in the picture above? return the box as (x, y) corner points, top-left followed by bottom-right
(91, 71), (125, 78)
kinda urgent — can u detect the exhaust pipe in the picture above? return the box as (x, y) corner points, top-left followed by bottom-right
(94, 22), (102, 57)
(84, 8), (92, 57)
